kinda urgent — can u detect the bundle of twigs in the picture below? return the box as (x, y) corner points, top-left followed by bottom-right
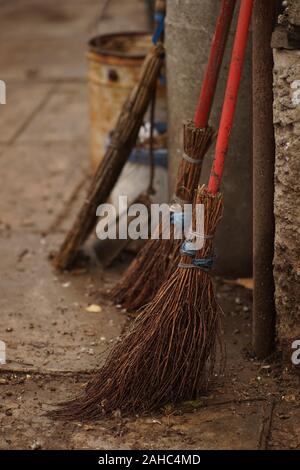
(50, 0), (252, 421)
(54, 42), (164, 270)
(110, 121), (213, 310)
(109, 0), (236, 311)
(50, 186), (223, 420)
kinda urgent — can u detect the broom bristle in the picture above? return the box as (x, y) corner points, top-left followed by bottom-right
(109, 123), (214, 311)
(49, 186), (224, 421)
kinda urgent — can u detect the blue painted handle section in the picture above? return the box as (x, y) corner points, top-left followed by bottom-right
(152, 12), (165, 45)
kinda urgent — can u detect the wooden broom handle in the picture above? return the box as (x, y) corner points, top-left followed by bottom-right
(194, 0), (236, 128)
(208, 0), (253, 194)
(155, 0), (166, 15)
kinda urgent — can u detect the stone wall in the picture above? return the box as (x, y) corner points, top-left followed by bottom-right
(287, 0), (300, 25)
(273, 1), (300, 356)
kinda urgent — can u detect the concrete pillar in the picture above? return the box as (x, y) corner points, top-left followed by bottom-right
(165, 0), (252, 277)
(272, 1), (300, 359)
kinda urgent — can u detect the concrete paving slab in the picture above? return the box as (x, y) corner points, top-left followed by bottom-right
(0, 82), (54, 143)
(18, 83), (89, 143)
(0, 371), (266, 449)
(97, 0), (150, 35)
(0, 145), (7, 156)
(0, 141), (89, 233)
(117, 402), (264, 450)
(0, 0), (104, 39)
(0, 231), (125, 373)
(0, 0), (149, 82)
(0, 37), (87, 81)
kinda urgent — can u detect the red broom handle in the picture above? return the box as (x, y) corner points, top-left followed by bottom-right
(208, 0), (253, 194)
(194, 0), (236, 128)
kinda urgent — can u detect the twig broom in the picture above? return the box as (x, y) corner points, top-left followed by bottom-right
(53, 35), (165, 270)
(109, 0), (236, 311)
(50, 0), (253, 421)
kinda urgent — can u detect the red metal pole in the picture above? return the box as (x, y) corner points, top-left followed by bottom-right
(194, 0), (236, 128)
(208, 0), (253, 194)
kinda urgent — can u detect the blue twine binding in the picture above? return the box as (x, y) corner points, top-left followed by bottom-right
(170, 211), (192, 231)
(181, 240), (196, 257)
(180, 240), (214, 270)
(193, 257), (214, 269)
(152, 12), (165, 45)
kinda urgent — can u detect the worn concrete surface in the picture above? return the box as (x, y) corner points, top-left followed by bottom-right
(0, 83), (54, 143)
(18, 84), (90, 143)
(0, 0), (299, 450)
(273, 46), (300, 357)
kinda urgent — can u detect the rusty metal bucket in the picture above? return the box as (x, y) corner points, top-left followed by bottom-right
(87, 32), (153, 170)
